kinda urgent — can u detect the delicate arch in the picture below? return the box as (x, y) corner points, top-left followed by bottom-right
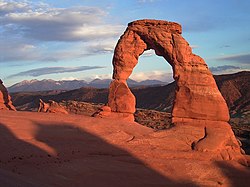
(108, 19), (229, 123)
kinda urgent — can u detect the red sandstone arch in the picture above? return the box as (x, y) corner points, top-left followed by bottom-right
(98, 20), (246, 161)
(108, 19), (229, 123)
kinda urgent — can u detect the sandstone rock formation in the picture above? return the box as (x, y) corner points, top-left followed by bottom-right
(0, 79), (16, 111)
(108, 19), (229, 121)
(38, 99), (68, 114)
(98, 19), (245, 163)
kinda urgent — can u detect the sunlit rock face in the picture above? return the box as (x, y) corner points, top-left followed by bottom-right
(110, 19), (229, 122)
(0, 79), (16, 111)
(102, 19), (245, 162)
(38, 99), (68, 114)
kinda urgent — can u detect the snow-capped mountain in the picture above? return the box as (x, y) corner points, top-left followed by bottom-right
(8, 79), (167, 92)
(8, 79), (88, 92)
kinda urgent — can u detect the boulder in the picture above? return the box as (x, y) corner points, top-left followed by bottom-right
(38, 99), (68, 114)
(108, 80), (136, 114)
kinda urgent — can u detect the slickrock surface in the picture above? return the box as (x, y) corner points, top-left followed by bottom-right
(0, 79), (16, 111)
(0, 111), (250, 187)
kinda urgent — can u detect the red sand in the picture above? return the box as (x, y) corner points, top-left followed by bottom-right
(0, 110), (249, 186)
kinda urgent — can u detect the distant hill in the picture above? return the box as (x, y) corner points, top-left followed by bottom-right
(8, 79), (167, 92)
(215, 71), (250, 116)
(10, 71), (250, 116)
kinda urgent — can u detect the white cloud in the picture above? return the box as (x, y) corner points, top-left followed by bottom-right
(0, 0), (125, 63)
(209, 65), (241, 74)
(215, 53), (250, 65)
(80, 73), (112, 82)
(130, 70), (174, 83)
(0, 40), (40, 62)
(1, 2), (123, 42)
(7, 66), (105, 78)
(94, 74), (112, 79)
(0, 1), (30, 15)
(141, 49), (155, 57)
(81, 70), (173, 83)
(0, 38), (119, 63)
(209, 65), (249, 75)
(190, 45), (199, 49)
(71, 25), (124, 41)
(61, 76), (79, 81)
(138, 0), (156, 3)
(86, 39), (118, 55)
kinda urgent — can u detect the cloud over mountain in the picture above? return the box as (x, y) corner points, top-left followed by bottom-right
(209, 65), (241, 73)
(7, 66), (105, 78)
(215, 54), (250, 65)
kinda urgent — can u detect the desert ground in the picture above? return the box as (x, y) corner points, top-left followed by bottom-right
(1, 110), (250, 187)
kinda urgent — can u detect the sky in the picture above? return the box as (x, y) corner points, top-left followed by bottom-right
(1, 0), (250, 86)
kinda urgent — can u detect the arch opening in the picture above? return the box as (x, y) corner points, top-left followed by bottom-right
(129, 49), (174, 129)
(129, 49), (173, 85)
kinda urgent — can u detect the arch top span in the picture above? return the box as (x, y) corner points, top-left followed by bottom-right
(127, 19), (182, 34)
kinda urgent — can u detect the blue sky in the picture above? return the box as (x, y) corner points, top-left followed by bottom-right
(1, 0), (250, 86)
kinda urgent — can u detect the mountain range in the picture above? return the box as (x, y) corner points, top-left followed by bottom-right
(8, 78), (167, 92)
(10, 71), (249, 117)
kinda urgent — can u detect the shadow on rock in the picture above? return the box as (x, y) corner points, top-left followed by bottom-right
(0, 123), (48, 187)
(33, 122), (199, 187)
(216, 161), (250, 187)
